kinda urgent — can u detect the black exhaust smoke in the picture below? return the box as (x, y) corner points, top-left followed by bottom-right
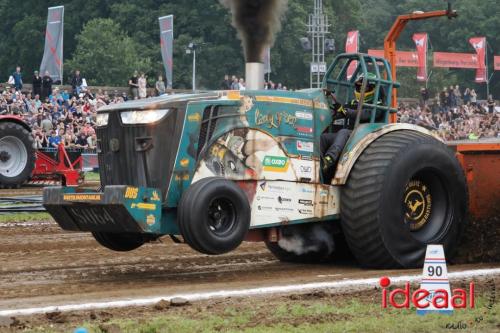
(221, 0), (288, 62)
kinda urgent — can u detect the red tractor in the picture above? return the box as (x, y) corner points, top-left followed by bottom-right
(0, 115), (83, 188)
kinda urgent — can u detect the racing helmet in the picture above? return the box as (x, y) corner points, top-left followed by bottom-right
(354, 72), (377, 103)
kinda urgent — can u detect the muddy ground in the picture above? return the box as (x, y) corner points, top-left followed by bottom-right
(0, 185), (498, 331)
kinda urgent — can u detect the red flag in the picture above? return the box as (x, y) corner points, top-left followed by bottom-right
(469, 37), (487, 82)
(494, 56), (500, 71)
(367, 49), (418, 67)
(412, 33), (428, 81)
(433, 52), (478, 69)
(345, 31), (359, 79)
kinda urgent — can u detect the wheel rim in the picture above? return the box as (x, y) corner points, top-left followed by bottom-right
(0, 136), (28, 178)
(208, 197), (237, 236)
(403, 169), (451, 243)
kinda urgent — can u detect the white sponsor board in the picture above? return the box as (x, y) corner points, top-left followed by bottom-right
(251, 181), (339, 227)
(295, 111), (313, 120)
(296, 140), (314, 153)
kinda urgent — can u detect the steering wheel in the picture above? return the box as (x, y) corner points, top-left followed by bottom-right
(323, 88), (338, 105)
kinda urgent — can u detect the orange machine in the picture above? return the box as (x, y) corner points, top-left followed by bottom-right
(382, 2), (499, 219)
(384, 1), (457, 122)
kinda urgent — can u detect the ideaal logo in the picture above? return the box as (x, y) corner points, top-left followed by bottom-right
(263, 156), (289, 172)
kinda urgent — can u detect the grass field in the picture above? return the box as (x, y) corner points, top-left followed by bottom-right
(18, 287), (499, 333)
(0, 212), (51, 223)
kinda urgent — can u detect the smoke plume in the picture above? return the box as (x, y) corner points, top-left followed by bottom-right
(221, 0), (288, 62)
(278, 224), (335, 256)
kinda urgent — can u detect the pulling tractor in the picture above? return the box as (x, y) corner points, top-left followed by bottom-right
(44, 54), (471, 268)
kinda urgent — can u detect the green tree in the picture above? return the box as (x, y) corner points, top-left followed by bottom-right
(65, 18), (151, 86)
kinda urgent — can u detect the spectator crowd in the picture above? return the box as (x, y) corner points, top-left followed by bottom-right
(399, 85), (498, 141)
(0, 66), (498, 153)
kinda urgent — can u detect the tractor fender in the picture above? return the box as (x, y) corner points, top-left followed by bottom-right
(331, 123), (441, 185)
(0, 116), (32, 133)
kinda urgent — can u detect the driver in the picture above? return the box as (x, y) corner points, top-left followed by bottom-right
(321, 73), (378, 178)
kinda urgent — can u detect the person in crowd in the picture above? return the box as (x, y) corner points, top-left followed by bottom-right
(230, 76), (239, 90)
(42, 71), (53, 99)
(128, 71), (139, 99)
(32, 71), (42, 97)
(12, 66), (23, 91)
(155, 75), (166, 96)
(238, 78), (246, 90)
(221, 74), (232, 90)
(487, 95), (496, 114)
(48, 130), (61, 148)
(470, 89), (477, 106)
(420, 87), (429, 107)
(138, 73), (147, 99)
(70, 70), (83, 96)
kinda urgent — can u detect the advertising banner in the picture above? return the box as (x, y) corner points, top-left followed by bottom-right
(367, 49), (418, 67)
(413, 33), (428, 81)
(159, 15), (174, 89)
(495, 56), (500, 71)
(40, 6), (64, 83)
(469, 37), (487, 82)
(345, 31), (359, 79)
(433, 52), (478, 69)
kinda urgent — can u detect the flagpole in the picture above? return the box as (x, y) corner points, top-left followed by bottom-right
(486, 41), (490, 98)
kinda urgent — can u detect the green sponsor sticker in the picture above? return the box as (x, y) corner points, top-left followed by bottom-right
(263, 155), (289, 172)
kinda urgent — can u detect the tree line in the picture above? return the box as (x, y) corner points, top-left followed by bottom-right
(0, 0), (498, 97)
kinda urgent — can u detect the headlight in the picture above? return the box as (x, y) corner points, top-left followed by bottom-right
(96, 113), (109, 127)
(120, 109), (169, 124)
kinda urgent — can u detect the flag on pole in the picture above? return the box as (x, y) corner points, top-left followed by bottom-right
(159, 15), (174, 89)
(40, 6), (64, 83)
(345, 31), (359, 80)
(494, 56), (500, 71)
(469, 37), (487, 83)
(412, 33), (428, 81)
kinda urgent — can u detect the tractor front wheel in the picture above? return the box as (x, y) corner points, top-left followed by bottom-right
(178, 177), (250, 255)
(340, 131), (467, 268)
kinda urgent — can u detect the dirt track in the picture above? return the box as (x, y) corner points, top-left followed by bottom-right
(0, 218), (498, 314)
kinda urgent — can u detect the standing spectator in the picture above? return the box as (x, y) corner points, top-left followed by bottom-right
(42, 71), (53, 99)
(463, 88), (471, 104)
(138, 73), (147, 99)
(70, 70), (83, 96)
(238, 78), (246, 91)
(87, 133), (97, 149)
(32, 71), (42, 97)
(230, 76), (239, 90)
(420, 87), (429, 107)
(487, 95), (496, 114)
(454, 85), (462, 105)
(128, 71), (139, 100)
(155, 75), (166, 96)
(448, 85), (456, 108)
(470, 89), (477, 106)
(12, 66), (23, 91)
(221, 74), (231, 90)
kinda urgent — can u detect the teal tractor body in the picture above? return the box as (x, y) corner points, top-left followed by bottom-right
(44, 54), (467, 268)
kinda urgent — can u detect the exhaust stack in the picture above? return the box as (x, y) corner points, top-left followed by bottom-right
(245, 62), (265, 90)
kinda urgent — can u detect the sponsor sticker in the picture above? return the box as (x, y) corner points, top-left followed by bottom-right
(296, 140), (314, 152)
(298, 209), (313, 214)
(63, 194), (102, 201)
(146, 214), (156, 226)
(124, 187), (139, 199)
(263, 156), (290, 172)
(277, 196), (292, 204)
(151, 191), (161, 202)
(295, 111), (313, 120)
(187, 113), (201, 122)
(296, 126), (313, 134)
(131, 202), (157, 210)
(298, 199), (313, 206)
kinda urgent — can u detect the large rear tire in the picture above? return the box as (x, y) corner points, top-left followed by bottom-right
(0, 122), (35, 188)
(178, 177), (250, 255)
(92, 232), (146, 251)
(341, 131), (467, 268)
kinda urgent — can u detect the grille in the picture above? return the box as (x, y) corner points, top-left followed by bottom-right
(196, 106), (219, 158)
(96, 107), (186, 197)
